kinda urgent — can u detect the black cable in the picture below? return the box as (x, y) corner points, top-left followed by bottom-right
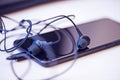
(32, 15), (75, 25)
(0, 15), (74, 33)
(0, 15), (76, 53)
(0, 34), (32, 80)
(0, 15), (68, 52)
(2, 15), (19, 24)
(0, 19), (32, 52)
(34, 15), (83, 37)
(0, 15), (75, 49)
(0, 15), (78, 80)
(6, 25), (62, 80)
(0, 20), (63, 80)
(10, 21), (78, 80)
(0, 16), (25, 33)
(0, 20), (61, 52)
(10, 52), (32, 80)
(20, 27), (77, 80)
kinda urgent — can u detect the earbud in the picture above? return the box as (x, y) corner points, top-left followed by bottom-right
(60, 15), (90, 50)
(77, 36), (90, 49)
(28, 40), (53, 55)
(27, 35), (56, 60)
(27, 40), (42, 55)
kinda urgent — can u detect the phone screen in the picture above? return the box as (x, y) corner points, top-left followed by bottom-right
(14, 18), (120, 67)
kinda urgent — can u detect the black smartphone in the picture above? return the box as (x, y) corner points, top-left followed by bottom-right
(14, 18), (120, 67)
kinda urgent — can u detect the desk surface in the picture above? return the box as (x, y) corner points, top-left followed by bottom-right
(0, 0), (120, 80)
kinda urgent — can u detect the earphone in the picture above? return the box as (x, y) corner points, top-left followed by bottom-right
(34, 15), (90, 50)
(26, 15), (90, 57)
(27, 34), (56, 60)
(0, 15), (90, 55)
(38, 15), (90, 50)
(0, 15), (91, 80)
(60, 15), (90, 50)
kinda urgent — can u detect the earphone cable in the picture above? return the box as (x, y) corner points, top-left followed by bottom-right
(10, 20), (78, 80)
(0, 15), (78, 80)
(0, 19), (32, 52)
(36, 15), (83, 37)
(17, 28), (77, 80)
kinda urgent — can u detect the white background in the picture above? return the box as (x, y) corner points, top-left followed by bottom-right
(0, 0), (120, 80)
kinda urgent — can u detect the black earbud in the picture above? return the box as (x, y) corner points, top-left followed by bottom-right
(0, 17), (3, 33)
(27, 35), (56, 60)
(77, 36), (90, 49)
(28, 40), (53, 55)
(7, 35), (56, 61)
(60, 15), (90, 50)
(72, 21), (90, 50)
(28, 40), (43, 55)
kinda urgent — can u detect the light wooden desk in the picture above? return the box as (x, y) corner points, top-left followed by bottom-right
(0, 0), (120, 80)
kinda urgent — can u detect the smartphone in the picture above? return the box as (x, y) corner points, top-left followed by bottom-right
(14, 18), (120, 67)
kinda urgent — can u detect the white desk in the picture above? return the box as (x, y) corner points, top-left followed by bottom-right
(0, 0), (120, 80)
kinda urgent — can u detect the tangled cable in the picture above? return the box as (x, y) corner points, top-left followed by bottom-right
(0, 15), (78, 80)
